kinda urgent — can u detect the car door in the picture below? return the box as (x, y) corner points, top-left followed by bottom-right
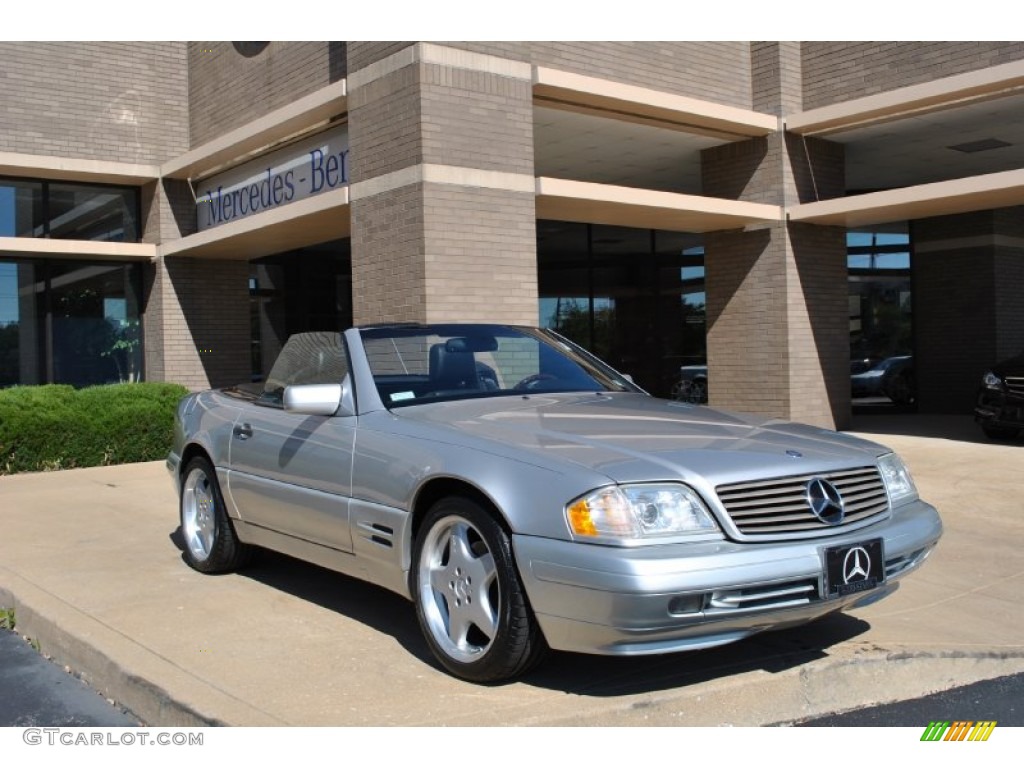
(226, 332), (356, 553)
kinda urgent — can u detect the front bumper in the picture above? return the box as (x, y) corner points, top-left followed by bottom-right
(975, 388), (1024, 430)
(513, 499), (942, 656)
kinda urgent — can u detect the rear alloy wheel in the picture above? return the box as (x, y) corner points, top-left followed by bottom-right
(180, 457), (251, 573)
(412, 497), (546, 682)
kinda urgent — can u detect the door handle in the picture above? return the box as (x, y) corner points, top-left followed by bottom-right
(233, 423), (254, 440)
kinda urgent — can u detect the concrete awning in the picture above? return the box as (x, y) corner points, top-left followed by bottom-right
(0, 236), (156, 261)
(160, 187), (350, 260)
(533, 67), (777, 140)
(0, 152), (159, 185)
(535, 177), (782, 233)
(789, 169), (1024, 228)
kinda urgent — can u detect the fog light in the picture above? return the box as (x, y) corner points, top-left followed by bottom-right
(668, 595), (704, 615)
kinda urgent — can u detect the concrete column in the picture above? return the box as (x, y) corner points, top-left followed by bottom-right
(912, 207), (1024, 412)
(702, 42), (850, 428)
(346, 43), (538, 325)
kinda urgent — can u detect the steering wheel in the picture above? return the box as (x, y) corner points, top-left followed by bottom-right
(514, 373), (558, 391)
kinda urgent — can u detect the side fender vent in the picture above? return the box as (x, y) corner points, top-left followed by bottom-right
(358, 521), (394, 548)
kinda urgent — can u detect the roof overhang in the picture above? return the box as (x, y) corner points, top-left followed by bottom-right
(535, 177), (782, 233)
(161, 79), (348, 182)
(0, 152), (160, 185)
(789, 168), (1024, 228)
(0, 236), (156, 261)
(533, 67), (778, 140)
(160, 186), (350, 260)
(787, 59), (1024, 137)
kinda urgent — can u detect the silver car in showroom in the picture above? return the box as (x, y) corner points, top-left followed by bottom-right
(168, 323), (942, 682)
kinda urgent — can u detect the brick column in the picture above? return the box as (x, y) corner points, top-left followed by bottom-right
(144, 257), (251, 390)
(140, 177), (250, 389)
(702, 42), (850, 429)
(913, 207), (1024, 412)
(346, 43), (538, 325)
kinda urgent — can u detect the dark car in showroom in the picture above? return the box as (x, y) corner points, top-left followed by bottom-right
(975, 351), (1024, 440)
(850, 355), (915, 405)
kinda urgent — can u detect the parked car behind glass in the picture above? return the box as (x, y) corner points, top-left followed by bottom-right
(850, 355), (915, 405)
(975, 351), (1024, 440)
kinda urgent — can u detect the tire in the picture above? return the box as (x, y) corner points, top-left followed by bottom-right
(411, 496), (547, 682)
(180, 457), (252, 573)
(689, 378), (708, 404)
(884, 372), (915, 406)
(982, 424), (1019, 440)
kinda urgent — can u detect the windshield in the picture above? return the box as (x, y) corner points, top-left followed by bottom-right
(360, 324), (640, 408)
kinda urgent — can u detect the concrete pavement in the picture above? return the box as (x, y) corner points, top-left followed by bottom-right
(0, 414), (1022, 726)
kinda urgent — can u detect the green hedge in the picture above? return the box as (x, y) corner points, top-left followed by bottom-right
(0, 382), (189, 475)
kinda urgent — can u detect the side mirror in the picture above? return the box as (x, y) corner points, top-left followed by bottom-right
(283, 383), (352, 417)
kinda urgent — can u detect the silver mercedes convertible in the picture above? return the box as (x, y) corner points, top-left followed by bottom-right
(168, 323), (942, 682)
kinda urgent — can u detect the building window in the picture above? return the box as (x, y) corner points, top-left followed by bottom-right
(0, 260), (143, 388)
(848, 224), (914, 407)
(537, 221), (705, 398)
(249, 239), (353, 382)
(0, 178), (139, 242)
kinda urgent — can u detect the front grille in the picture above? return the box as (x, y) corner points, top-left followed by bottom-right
(716, 466), (889, 538)
(1005, 376), (1024, 396)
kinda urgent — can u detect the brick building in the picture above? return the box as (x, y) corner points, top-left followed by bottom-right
(1, 41), (1022, 428)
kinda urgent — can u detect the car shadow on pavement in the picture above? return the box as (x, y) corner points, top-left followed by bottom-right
(170, 527), (871, 695)
(168, 528), (434, 665)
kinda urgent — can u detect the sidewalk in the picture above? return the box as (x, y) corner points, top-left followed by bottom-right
(1, 415), (1022, 726)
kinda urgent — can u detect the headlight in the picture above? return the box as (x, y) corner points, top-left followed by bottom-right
(878, 453), (918, 506)
(982, 371), (1003, 390)
(567, 483), (720, 542)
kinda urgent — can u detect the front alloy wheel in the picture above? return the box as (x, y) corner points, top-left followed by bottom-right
(180, 457), (251, 573)
(412, 497), (545, 682)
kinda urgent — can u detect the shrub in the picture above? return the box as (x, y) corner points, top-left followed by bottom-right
(0, 382), (189, 475)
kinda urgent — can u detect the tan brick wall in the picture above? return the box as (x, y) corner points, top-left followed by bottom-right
(420, 65), (534, 174)
(0, 41), (188, 164)
(349, 47), (537, 327)
(787, 223), (850, 428)
(347, 63), (424, 181)
(705, 226), (790, 417)
(140, 179), (196, 245)
(350, 183), (427, 324)
(704, 224), (848, 428)
(701, 137), (778, 204)
(188, 42), (344, 146)
(146, 256), (251, 389)
(444, 42), (753, 109)
(347, 42), (413, 72)
(912, 208), (1024, 412)
(703, 125), (848, 428)
(993, 209), (1024, 361)
(751, 41), (803, 115)
(421, 183), (537, 324)
(802, 42), (1024, 110)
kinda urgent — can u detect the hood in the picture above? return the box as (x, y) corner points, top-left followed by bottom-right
(394, 392), (889, 486)
(993, 354), (1024, 377)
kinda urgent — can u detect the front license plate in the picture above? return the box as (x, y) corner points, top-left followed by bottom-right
(825, 539), (884, 597)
